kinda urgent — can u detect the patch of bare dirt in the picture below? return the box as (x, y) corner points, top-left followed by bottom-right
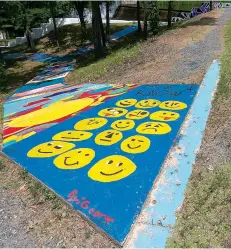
(100, 10), (222, 85)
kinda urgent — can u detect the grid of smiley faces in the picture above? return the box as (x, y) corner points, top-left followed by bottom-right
(27, 99), (187, 182)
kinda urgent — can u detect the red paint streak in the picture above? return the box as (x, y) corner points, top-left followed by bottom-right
(4, 85), (139, 140)
(3, 126), (24, 138)
(24, 98), (50, 107)
(67, 190), (114, 225)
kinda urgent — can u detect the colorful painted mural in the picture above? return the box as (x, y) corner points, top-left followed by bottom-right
(3, 84), (199, 243)
(27, 60), (76, 83)
(172, 2), (230, 22)
(3, 83), (137, 148)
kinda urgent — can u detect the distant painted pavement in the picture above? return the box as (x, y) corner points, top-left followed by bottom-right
(1, 24), (220, 247)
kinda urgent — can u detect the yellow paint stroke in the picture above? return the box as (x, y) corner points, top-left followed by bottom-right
(7, 97), (94, 128)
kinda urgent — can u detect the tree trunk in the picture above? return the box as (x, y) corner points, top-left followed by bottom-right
(22, 3), (35, 49)
(137, 1), (141, 32)
(106, 1), (110, 37)
(143, 2), (148, 40)
(167, 1), (172, 28)
(92, 1), (104, 59)
(25, 29), (35, 50)
(49, 2), (60, 48)
(73, 1), (86, 40)
(210, 1), (213, 10)
(98, 3), (106, 47)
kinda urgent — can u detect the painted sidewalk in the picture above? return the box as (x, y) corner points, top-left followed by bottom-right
(3, 84), (199, 244)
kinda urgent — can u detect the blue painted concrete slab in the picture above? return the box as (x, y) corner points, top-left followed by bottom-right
(3, 84), (199, 244)
(125, 61), (220, 248)
(111, 24), (138, 40)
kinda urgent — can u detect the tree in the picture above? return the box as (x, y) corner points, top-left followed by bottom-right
(21, 2), (35, 50)
(98, 3), (106, 47)
(49, 2), (60, 48)
(149, 1), (159, 36)
(91, 1), (104, 59)
(73, 1), (86, 40)
(0, 1), (71, 48)
(142, 1), (148, 40)
(210, 1), (213, 10)
(106, 1), (110, 37)
(167, 1), (173, 28)
(137, 1), (142, 32)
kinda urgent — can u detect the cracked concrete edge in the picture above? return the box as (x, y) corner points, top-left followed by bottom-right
(123, 60), (220, 248)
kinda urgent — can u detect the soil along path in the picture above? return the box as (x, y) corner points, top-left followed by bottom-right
(1, 9), (231, 248)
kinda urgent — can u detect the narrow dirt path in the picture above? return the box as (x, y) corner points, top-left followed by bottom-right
(102, 9), (230, 85)
(0, 9), (231, 248)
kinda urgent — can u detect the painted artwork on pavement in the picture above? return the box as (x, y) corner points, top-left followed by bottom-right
(3, 83), (137, 148)
(27, 60), (76, 83)
(3, 84), (199, 244)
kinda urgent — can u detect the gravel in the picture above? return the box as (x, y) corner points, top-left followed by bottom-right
(168, 8), (231, 82)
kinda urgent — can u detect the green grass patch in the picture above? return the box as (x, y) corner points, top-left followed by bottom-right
(28, 180), (62, 209)
(166, 164), (231, 248)
(18, 167), (61, 208)
(214, 19), (231, 102)
(157, 1), (203, 11)
(67, 42), (140, 84)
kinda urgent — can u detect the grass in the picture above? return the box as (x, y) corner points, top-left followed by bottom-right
(1, 23), (133, 93)
(0, 59), (45, 93)
(18, 168), (62, 209)
(166, 164), (231, 248)
(158, 1), (203, 11)
(214, 19), (231, 102)
(66, 41), (141, 84)
(166, 18), (231, 248)
(4, 23), (131, 56)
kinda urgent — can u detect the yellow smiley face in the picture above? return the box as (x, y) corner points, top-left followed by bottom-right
(126, 110), (149, 120)
(53, 148), (95, 170)
(27, 141), (75, 158)
(116, 99), (137, 107)
(136, 122), (171, 135)
(111, 119), (135, 131)
(52, 130), (92, 142)
(95, 129), (123, 146)
(150, 111), (180, 121)
(135, 99), (160, 108)
(74, 118), (107, 130)
(88, 155), (136, 182)
(121, 135), (150, 154)
(98, 107), (128, 118)
(159, 101), (187, 110)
